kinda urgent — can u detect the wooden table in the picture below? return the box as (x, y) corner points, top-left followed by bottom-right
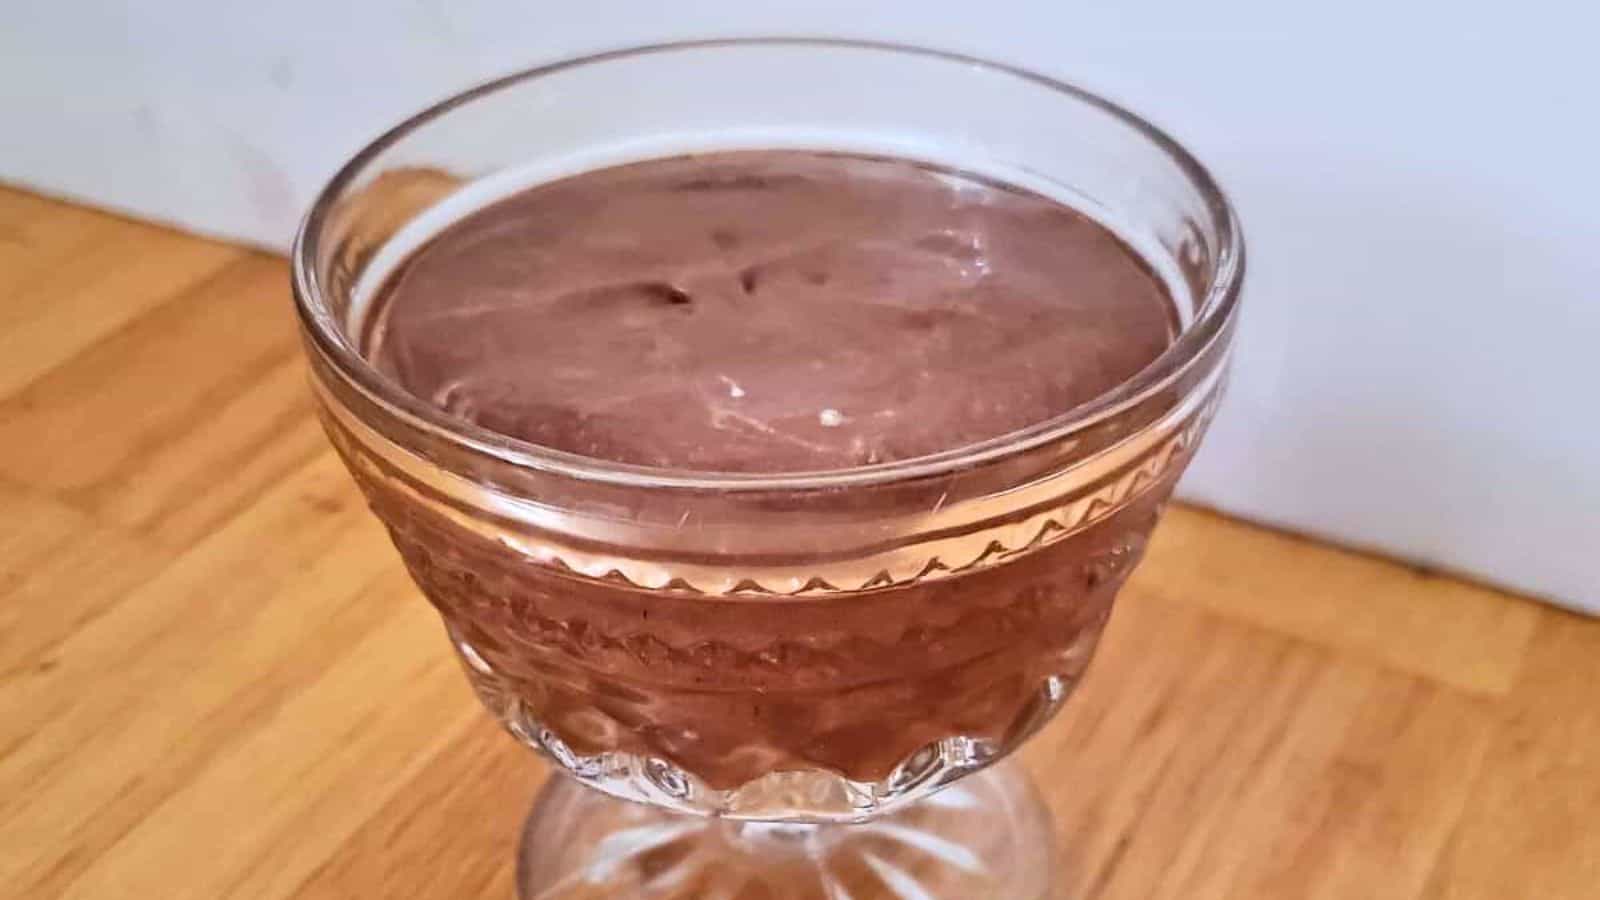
(2, 184), (1595, 899)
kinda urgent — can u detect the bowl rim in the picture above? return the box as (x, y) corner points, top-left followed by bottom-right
(291, 36), (1245, 492)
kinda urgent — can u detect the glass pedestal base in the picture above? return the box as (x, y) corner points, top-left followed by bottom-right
(517, 760), (1056, 899)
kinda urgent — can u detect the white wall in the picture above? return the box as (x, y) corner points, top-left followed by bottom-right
(5, 1), (1597, 610)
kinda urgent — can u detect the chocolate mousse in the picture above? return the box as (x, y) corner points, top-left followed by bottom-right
(356, 151), (1181, 791)
(364, 151), (1173, 472)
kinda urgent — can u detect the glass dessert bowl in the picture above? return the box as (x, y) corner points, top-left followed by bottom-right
(291, 39), (1242, 899)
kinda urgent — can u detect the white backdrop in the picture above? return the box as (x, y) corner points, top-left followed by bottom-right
(4, 1), (1597, 610)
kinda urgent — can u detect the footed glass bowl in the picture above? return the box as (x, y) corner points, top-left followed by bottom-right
(292, 39), (1242, 899)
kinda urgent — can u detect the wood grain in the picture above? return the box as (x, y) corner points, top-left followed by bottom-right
(1, 184), (1595, 899)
